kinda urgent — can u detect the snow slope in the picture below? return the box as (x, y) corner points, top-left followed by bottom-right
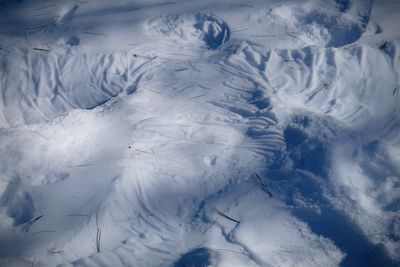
(0, 0), (399, 266)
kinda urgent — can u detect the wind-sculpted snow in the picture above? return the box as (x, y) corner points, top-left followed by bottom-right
(248, 0), (372, 48)
(0, 0), (399, 266)
(0, 48), (155, 127)
(224, 43), (400, 142)
(146, 12), (230, 49)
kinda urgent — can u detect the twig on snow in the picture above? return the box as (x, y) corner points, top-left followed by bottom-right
(174, 68), (188, 72)
(215, 209), (240, 224)
(231, 28), (248, 33)
(254, 173), (273, 197)
(96, 227), (101, 253)
(50, 250), (64, 254)
(189, 94), (207, 100)
(23, 117), (31, 129)
(66, 164), (91, 168)
(254, 173), (266, 187)
(23, 215), (44, 233)
(82, 31), (109, 38)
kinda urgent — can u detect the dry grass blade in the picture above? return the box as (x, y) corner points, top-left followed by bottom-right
(231, 28), (248, 33)
(23, 215), (44, 233)
(65, 214), (88, 217)
(29, 130), (49, 140)
(174, 68), (188, 72)
(50, 250), (64, 254)
(230, 4), (253, 8)
(23, 117), (30, 129)
(25, 19), (56, 34)
(134, 148), (154, 154)
(188, 60), (200, 72)
(189, 94), (207, 100)
(96, 227), (101, 253)
(348, 176), (355, 188)
(32, 230), (56, 234)
(249, 34), (277, 38)
(20, 127), (49, 141)
(25, 24), (48, 34)
(126, 7), (141, 12)
(141, 86), (162, 95)
(154, 2), (176, 6)
(66, 164), (91, 168)
(254, 173), (266, 187)
(254, 173), (273, 198)
(215, 209), (240, 224)
(211, 248), (249, 256)
(96, 201), (102, 227)
(179, 128), (187, 138)
(82, 31), (109, 38)
(166, 53), (193, 57)
(287, 32), (308, 44)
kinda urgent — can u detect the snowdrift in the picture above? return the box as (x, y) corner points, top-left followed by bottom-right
(0, 0), (399, 266)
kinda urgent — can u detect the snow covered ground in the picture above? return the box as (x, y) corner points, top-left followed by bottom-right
(0, 0), (399, 266)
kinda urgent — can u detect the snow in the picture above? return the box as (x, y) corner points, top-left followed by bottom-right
(0, 0), (399, 266)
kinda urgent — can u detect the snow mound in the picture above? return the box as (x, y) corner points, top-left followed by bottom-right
(146, 13), (230, 49)
(0, 49), (153, 127)
(249, 0), (372, 48)
(225, 43), (400, 141)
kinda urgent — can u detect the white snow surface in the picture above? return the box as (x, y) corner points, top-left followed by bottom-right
(0, 0), (399, 266)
